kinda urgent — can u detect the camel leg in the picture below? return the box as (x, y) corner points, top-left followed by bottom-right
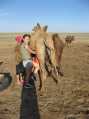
(39, 65), (47, 95)
(55, 49), (64, 77)
(51, 66), (58, 84)
(56, 64), (64, 77)
(45, 56), (58, 84)
(38, 70), (42, 91)
(67, 43), (69, 48)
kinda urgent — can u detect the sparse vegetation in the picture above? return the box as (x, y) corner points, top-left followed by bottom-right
(0, 33), (89, 119)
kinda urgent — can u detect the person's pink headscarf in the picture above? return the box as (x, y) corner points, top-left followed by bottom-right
(15, 35), (23, 43)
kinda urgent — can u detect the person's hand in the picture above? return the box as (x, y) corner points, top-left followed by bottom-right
(17, 79), (21, 85)
(20, 79), (24, 85)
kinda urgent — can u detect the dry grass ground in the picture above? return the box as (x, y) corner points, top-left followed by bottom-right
(0, 33), (89, 119)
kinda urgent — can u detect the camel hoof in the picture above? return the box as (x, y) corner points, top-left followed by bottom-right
(55, 79), (58, 84)
(38, 90), (44, 96)
(38, 87), (46, 96)
(0, 61), (3, 65)
(59, 72), (64, 77)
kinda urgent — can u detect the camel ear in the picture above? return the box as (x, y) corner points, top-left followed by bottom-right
(32, 23), (41, 32)
(43, 25), (48, 32)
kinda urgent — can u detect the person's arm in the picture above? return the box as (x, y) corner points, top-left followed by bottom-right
(25, 45), (36, 54)
(28, 47), (36, 54)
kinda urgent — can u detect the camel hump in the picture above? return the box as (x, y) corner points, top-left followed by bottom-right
(52, 33), (60, 43)
(52, 33), (65, 48)
(52, 33), (59, 37)
(52, 33), (60, 44)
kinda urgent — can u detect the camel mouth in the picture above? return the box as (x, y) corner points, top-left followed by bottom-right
(0, 72), (12, 92)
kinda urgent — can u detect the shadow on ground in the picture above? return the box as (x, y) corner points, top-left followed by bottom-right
(20, 79), (40, 119)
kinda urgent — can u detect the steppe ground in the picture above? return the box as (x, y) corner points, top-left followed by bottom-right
(0, 33), (89, 119)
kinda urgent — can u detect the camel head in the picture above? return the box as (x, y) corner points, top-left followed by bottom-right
(32, 23), (48, 34)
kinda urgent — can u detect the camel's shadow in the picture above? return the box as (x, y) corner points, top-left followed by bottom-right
(20, 78), (40, 119)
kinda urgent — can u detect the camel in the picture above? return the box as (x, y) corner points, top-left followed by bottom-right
(30, 23), (65, 93)
(32, 23), (65, 75)
(52, 34), (65, 76)
(65, 35), (75, 47)
(30, 30), (57, 93)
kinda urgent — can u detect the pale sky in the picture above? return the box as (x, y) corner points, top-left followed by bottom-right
(0, 0), (89, 32)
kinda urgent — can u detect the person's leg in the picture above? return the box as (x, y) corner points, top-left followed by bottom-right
(16, 74), (21, 85)
(19, 73), (24, 84)
(19, 62), (25, 84)
(24, 62), (33, 88)
(16, 64), (21, 85)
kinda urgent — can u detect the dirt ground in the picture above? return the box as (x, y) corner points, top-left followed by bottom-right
(0, 36), (89, 119)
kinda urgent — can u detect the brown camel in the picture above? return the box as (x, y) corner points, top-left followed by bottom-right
(65, 35), (75, 47)
(32, 23), (65, 76)
(30, 31), (57, 93)
(30, 23), (65, 93)
(52, 34), (65, 76)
